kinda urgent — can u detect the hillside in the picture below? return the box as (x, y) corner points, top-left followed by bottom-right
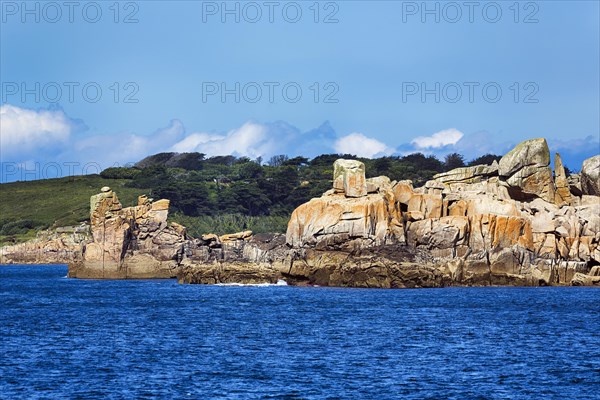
(0, 176), (148, 244)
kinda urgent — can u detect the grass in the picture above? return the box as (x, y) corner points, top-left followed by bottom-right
(0, 175), (289, 244)
(0, 175), (149, 244)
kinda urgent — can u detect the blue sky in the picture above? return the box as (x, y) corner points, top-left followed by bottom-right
(1, 0), (599, 181)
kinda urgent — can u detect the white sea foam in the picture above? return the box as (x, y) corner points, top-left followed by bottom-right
(215, 279), (288, 287)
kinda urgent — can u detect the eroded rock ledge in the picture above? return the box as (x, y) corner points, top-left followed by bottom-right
(3, 138), (599, 287)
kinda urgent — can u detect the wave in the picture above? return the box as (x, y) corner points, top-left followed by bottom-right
(215, 279), (288, 287)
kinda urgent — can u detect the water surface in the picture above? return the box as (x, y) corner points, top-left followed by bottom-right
(1, 265), (599, 399)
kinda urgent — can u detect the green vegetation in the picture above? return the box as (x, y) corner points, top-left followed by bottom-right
(0, 151), (501, 244)
(0, 176), (148, 244)
(171, 213), (290, 237)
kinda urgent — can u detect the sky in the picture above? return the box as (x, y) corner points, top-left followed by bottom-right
(1, 0), (599, 182)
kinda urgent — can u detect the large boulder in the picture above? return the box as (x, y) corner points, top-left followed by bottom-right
(498, 138), (555, 203)
(286, 191), (404, 249)
(499, 138), (550, 176)
(287, 158), (404, 249)
(333, 159), (367, 198)
(580, 155), (600, 196)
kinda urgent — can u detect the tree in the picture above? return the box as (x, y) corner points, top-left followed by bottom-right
(444, 153), (465, 171)
(238, 162), (263, 180)
(267, 166), (298, 204)
(154, 182), (212, 216)
(236, 157), (252, 164)
(135, 152), (176, 169)
(232, 182), (271, 216)
(168, 152), (205, 170)
(401, 153), (444, 172)
(100, 167), (141, 179)
(310, 154), (358, 167)
(206, 155), (237, 166)
(267, 154), (289, 167)
(217, 187), (243, 214)
(468, 154), (502, 167)
(371, 157), (392, 177)
(127, 165), (169, 188)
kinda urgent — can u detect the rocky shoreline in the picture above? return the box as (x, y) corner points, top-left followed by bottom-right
(2, 138), (599, 287)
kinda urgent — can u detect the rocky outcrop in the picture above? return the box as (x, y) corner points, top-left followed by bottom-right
(287, 171), (404, 249)
(580, 155), (600, 196)
(567, 173), (583, 197)
(5, 137), (599, 288)
(571, 266), (600, 286)
(0, 225), (89, 264)
(553, 153), (572, 207)
(68, 188), (188, 279)
(333, 159), (367, 197)
(264, 138), (600, 287)
(498, 138), (555, 203)
(433, 162), (498, 186)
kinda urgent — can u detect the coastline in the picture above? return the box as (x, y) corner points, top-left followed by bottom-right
(1, 139), (599, 288)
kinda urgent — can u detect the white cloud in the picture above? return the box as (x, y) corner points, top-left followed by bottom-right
(411, 128), (464, 149)
(72, 119), (186, 166)
(0, 104), (72, 156)
(334, 132), (395, 158)
(171, 121), (289, 159)
(171, 132), (226, 153)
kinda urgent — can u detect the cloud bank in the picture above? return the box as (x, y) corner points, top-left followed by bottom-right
(171, 122), (278, 159)
(0, 104), (75, 157)
(1, 104), (597, 181)
(334, 133), (395, 158)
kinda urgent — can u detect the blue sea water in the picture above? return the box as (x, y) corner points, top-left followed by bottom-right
(0, 265), (599, 399)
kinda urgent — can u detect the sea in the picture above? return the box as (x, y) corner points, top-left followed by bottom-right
(1, 265), (599, 399)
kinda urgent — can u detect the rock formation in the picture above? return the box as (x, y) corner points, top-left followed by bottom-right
(333, 159), (368, 197)
(287, 171), (404, 249)
(68, 188), (188, 278)
(0, 226), (89, 264)
(580, 155), (600, 196)
(553, 153), (572, 207)
(278, 139), (599, 287)
(498, 138), (555, 203)
(3, 137), (599, 288)
(180, 139), (600, 287)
